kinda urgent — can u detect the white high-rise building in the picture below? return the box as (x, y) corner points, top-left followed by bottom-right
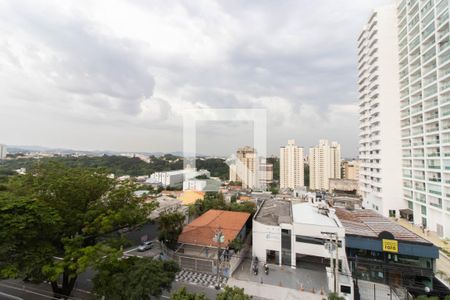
(309, 139), (341, 190)
(0, 144), (7, 160)
(280, 139), (304, 189)
(397, 0), (450, 238)
(229, 146), (259, 189)
(358, 5), (404, 217)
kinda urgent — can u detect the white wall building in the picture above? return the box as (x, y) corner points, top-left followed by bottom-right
(309, 140), (341, 190)
(229, 146), (271, 189)
(397, 0), (450, 237)
(150, 169), (210, 188)
(252, 199), (352, 298)
(280, 139), (304, 189)
(0, 144), (7, 160)
(358, 5), (404, 218)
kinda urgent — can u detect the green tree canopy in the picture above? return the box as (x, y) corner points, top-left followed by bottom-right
(93, 256), (179, 300)
(0, 163), (156, 297)
(170, 287), (208, 300)
(158, 212), (186, 249)
(216, 286), (252, 300)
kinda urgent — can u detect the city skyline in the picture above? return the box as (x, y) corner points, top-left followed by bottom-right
(0, 0), (392, 158)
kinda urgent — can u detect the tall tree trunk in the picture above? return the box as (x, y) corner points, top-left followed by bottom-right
(51, 271), (78, 299)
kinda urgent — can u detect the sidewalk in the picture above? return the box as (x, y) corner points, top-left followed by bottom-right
(227, 278), (325, 300)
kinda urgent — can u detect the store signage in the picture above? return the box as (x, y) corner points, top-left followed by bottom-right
(382, 239), (398, 253)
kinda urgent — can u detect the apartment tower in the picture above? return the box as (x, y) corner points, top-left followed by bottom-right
(358, 5), (404, 217)
(229, 146), (259, 189)
(280, 139), (305, 189)
(397, 0), (450, 237)
(309, 139), (341, 190)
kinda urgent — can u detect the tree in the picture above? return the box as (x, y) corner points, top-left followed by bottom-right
(216, 286), (251, 300)
(158, 212), (185, 249)
(0, 163), (156, 298)
(327, 293), (345, 300)
(171, 287), (208, 300)
(228, 236), (244, 252)
(93, 256), (179, 299)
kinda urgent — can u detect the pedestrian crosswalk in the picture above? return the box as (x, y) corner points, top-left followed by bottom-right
(175, 270), (227, 288)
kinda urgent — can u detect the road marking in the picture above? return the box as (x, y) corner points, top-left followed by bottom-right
(0, 283), (57, 300)
(0, 291), (24, 300)
(123, 246), (139, 254)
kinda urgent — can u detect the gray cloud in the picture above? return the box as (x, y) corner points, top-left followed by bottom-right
(0, 0), (392, 157)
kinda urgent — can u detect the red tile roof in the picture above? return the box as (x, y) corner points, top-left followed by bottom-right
(178, 209), (250, 247)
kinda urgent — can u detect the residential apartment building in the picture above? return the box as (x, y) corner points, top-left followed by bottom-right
(259, 162), (274, 187)
(229, 146), (271, 189)
(358, 5), (404, 217)
(229, 146), (258, 188)
(0, 144), (7, 160)
(309, 139), (341, 190)
(341, 160), (360, 180)
(397, 0), (450, 237)
(280, 139), (304, 189)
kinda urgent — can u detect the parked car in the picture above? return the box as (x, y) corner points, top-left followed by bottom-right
(137, 241), (153, 252)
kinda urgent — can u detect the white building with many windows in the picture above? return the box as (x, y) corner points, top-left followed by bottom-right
(280, 139), (304, 189)
(309, 140), (341, 190)
(397, 0), (450, 238)
(358, 5), (404, 217)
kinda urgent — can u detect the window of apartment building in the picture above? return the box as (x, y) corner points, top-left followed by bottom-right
(421, 205), (427, 215)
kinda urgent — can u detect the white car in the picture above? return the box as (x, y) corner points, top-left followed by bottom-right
(137, 241), (154, 252)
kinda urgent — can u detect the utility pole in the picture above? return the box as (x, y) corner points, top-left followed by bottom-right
(323, 232), (338, 295)
(214, 227), (224, 290)
(335, 234), (339, 294)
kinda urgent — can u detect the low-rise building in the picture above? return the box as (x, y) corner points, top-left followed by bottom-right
(183, 178), (221, 192)
(149, 195), (188, 223)
(150, 169), (210, 188)
(175, 210), (251, 276)
(178, 190), (205, 205)
(252, 199), (353, 298)
(335, 208), (441, 297)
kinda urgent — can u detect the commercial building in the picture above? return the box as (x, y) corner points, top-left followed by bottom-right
(396, 0), (450, 238)
(358, 4), (404, 218)
(335, 207), (441, 297)
(0, 144), (6, 160)
(309, 140), (342, 190)
(280, 139), (305, 189)
(341, 160), (360, 180)
(252, 199), (353, 298)
(149, 169), (210, 188)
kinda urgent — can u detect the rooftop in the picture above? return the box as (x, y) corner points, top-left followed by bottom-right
(292, 203), (339, 227)
(254, 199), (292, 226)
(335, 208), (430, 244)
(178, 209), (250, 247)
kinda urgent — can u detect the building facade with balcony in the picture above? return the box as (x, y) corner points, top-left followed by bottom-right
(397, 0), (450, 238)
(309, 139), (342, 190)
(280, 139), (305, 189)
(358, 5), (404, 218)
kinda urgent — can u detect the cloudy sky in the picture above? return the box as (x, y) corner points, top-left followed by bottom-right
(0, 0), (392, 157)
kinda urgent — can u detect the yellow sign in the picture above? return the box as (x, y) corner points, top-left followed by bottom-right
(382, 239), (398, 253)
